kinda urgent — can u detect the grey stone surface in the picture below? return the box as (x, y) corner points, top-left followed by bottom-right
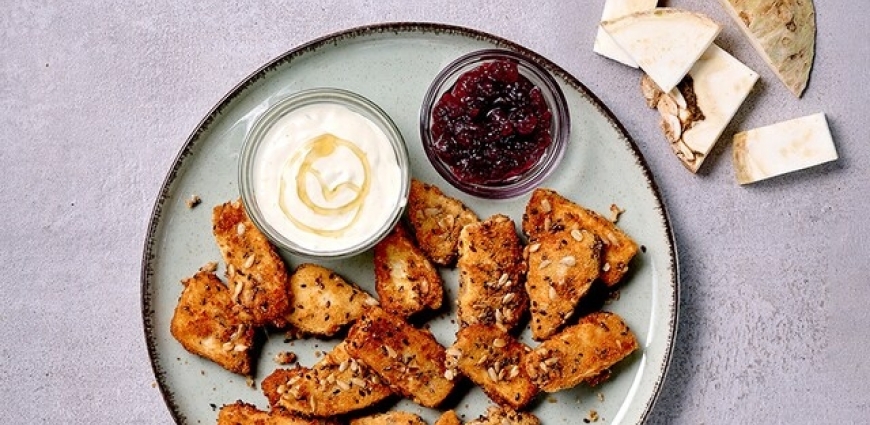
(1, 0), (868, 423)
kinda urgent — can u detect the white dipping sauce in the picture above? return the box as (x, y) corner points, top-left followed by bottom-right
(253, 103), (403, 253)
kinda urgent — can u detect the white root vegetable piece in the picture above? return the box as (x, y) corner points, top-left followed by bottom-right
(717, 0), (816, 97)
(593, 0), (659, 67)
(602, 8), (721, 92)
(641, 44), (759, 172)
(733, 113), (837, 184)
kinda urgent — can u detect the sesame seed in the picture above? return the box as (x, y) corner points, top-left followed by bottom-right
(287, 376), (300, 386)
(201, 262), (218, 273)
(444, 369), (455, 381)
(527, 366), (539, 379)
(227, 264), (236, 277)
(477, 355), (489, 365)
(446, 347), (462, 359)
(350, 377), (366, 387)
(488, 367), (499, 382)
(236, 223), (245, 236)
(603, 262), (611, 272)
(543, 217), (551, 231)
(560, 256), (576, 267)
(364, 297), (379, 306)
(498, 273), (509, 286)
(502, 308), (513, 322)
(571, 229), (584, 241)
(493, 338), (506, 348)
(276, 384), (286, 394)
(308, 397), (316, 411)
(540, 362), (549, 372)
(549, 285), (557, 300)
(385, 346), (397, 359)
(539, 259), (552, 270)
(350, 360), (359, 372)
(502, 293), (515, 304)
(243, 254), (255, 269)
(233, 344), (248, 352)
(337, 380), (351, 391)
(541, 199), (552, 213)
(509, 365), (520, 379)
(232, 281), (244, 302)
(529, 243), (541, 253)
(338, 361), (348, 372)
(495, 309), (503, 323)
(544, 357), (559, 366)
(222, 342), (233, 351)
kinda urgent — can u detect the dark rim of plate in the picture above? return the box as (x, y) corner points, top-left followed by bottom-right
(140, 21), (680, 425)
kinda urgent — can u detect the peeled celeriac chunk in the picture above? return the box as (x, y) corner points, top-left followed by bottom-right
(602, 8), (721, 92)
(593, 0), (659, 67)
(717, 0), (815, 97)
(733, 113), (837, 184)
(641, 44), (759, 172)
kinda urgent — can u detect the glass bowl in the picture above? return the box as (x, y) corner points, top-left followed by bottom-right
(239, 88), (410, 259)
(420, 49), (570, 199)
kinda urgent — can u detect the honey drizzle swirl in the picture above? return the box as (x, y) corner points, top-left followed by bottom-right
(278, 133), (371, 237)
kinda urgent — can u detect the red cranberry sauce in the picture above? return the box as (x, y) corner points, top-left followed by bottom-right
(430, 59), (553, 185)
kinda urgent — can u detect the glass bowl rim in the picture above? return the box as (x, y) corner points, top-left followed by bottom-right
(419, 48), (571, 199)
(238, 87), (410, 259)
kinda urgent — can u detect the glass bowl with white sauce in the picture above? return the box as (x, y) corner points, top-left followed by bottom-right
(239, 88), (410, 259)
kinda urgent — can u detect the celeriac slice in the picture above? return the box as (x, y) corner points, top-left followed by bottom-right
(593, 0), (659, 67)
(602, 8), (721, 92)
(733, 113), (837, 184)
(717, 0), (815, 97)
(642, 44), (758, 172)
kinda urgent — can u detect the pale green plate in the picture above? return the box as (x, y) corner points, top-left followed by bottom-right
(142, 23), (678, 425)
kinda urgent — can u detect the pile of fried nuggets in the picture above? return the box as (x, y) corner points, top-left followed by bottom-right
(170, 179), (640, 425)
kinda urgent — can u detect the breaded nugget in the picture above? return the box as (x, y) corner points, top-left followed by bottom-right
(170, 269), (255, 375)
(448, 325), (538, 409)
(456, 215), (527, 332)
(349, 411), (427, 425)
(525, 228), (603, 340)
(217, 401), (339, 425)
(213, 200), (291, 325)
(522, 189), (638, 286)
(345, 307), (455, 408)
(466, 406), (540, 425)
(523, 311), (638, 393)
(283, 264), (377, 336)
(261, 342), (392, 417)
(434, 410), (461, 425)
(374, 224), (443, 317)
(407, 179), (479, 265)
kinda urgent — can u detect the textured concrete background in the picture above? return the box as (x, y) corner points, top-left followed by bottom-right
(2, 0), (868, 423)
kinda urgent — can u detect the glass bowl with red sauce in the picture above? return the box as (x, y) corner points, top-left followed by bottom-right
(420, 49), (570, 199)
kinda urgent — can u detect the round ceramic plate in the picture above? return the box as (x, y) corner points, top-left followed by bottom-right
(142, 23), (678, 425)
